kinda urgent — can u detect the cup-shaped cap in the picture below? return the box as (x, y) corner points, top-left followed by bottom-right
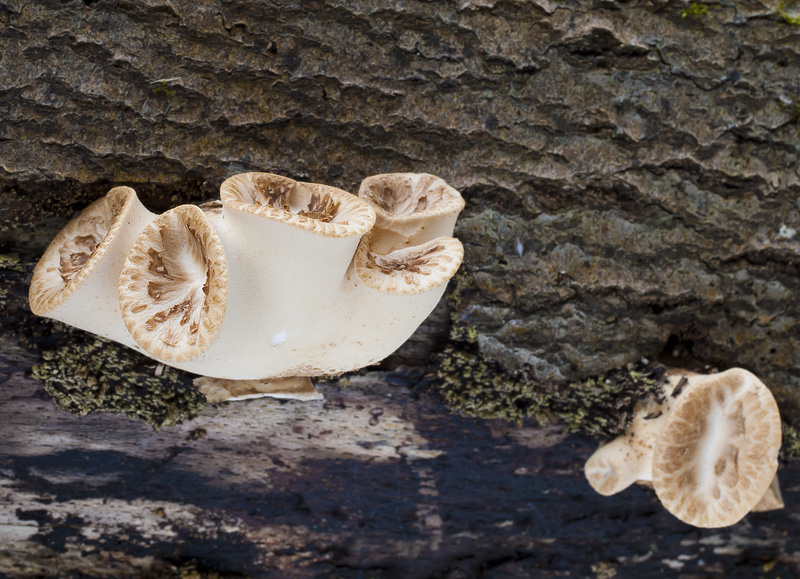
(354, 234), (464, 295)
(220, 172), (375, 238)
(358, 173), (465, 253)
(652, 368), (782, 528)
(30, 187), (138, 316)
(358, 173), (465, 222)
(119, 205), (228, 363)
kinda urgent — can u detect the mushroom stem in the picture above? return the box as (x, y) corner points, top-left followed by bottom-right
(157, 173), (375, 378)
(302, 233), (464, 374)
(29, 187), (156, 348)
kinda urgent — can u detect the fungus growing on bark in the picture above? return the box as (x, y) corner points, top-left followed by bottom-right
(29, 172), (465, 402)
(585, 368), (782, 528)
(29, 187), (156, 347)
(359, 173), (465, 253)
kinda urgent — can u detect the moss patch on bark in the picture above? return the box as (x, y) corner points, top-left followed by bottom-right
(31, 333), (206, 429)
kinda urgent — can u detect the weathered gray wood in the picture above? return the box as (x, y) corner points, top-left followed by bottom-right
(1, 370), (799, 578)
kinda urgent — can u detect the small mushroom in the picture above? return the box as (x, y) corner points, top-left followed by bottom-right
(29, 187), (156, 347)
(359, 173), (465, 253)
(585, 368), (782, 528)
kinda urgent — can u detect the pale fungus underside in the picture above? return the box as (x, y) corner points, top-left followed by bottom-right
(584, 369), (782, 528)
(652, 370), (782, 527)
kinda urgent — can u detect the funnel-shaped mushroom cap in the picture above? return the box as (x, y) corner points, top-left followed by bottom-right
(30, 187), (138, 316)
(220, 172), (375, 237)
(119, 205), (228, 363)
(652, 368), (781, 528)
(359, 173), (465, 221)
(358, 173), (465, 252)
(354, 235), (464, 295)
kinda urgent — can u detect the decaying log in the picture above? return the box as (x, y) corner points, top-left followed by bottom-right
(1, 370), (799, 578)
(2, 0), (800, 575)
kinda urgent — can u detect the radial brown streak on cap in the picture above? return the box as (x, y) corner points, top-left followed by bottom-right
(297, 191), (340, 222)
(119, 205), (228, 363)
(252, 173), (293, 208)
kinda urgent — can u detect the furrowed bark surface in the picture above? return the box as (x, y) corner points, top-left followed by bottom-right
(3, 0), (800, 397)
(2, 0), (800, 575)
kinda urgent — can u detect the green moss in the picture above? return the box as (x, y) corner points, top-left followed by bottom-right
(32, 333), (206, 429)
(447, 271), (480, 344)
(783, 99), (800, 132)
(0, 253), (25, 273)
(434, 344), (553, 426)
(781, 422), (800, 460)
(778, 0), (800, 25)
(681, 3), (711, 18)
(152, 80), (177, 98)
(433, 343), (667, 438)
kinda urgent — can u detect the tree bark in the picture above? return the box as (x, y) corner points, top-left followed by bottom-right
(2, 0), (800, 575)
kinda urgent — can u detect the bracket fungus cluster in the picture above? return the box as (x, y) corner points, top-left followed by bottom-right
(585, 368), (783, 528)
(30, 172), (465, 400)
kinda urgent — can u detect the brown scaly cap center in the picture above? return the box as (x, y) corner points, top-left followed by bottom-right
(220, 173), (376, 238)
(29, 187), (136, 317)
(248, 174), (341, 222)
(120, 205), (228, 363)
(368, 244), (443, 275)
(57, 194), (127, 283)
(359, 173), (460, 217)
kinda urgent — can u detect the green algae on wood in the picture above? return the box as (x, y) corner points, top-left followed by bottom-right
(681, 3), (712, 18)
(778, 0), (800, 25)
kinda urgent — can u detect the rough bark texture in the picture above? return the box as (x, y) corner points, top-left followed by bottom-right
(2, 0), (800, 575)
(3, 0), (800, 406)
